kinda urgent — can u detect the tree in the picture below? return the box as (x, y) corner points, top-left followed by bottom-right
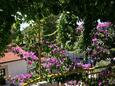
(59, 0), (115, 49)
(14, 15), (58, 51)
(0, 0), (115, 53)
(0, 0), (62, 53)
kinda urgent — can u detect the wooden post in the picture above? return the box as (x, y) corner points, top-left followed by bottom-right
(37, 20), (43, 79)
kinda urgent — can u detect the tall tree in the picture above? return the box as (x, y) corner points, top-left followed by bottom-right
(0, 0), (115, 53)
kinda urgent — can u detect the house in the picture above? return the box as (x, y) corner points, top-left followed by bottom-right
(0, 52), (28, 78)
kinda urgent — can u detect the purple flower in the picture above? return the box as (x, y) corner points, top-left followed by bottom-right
(48, 44), (58, 48)
(82, 63), (91, 69)
(60, 50), (66, 55)
(97, 22), (111, 29)
(11, 73), (32, 85)
(92, 37), (98, 44)
(43, 57), (61, 70)
(51, 48), (58, 54)
(22, 51), (38, 62)
(56, 63), (61, 67)
(12, 47), (38, 62)
(12, 47), (23, 53)
(76, 62), (82, 67)
(48, 45), (53, 48)
(68, 80), (74, 85)
(27, 61), (32, 65)
(46, 63), (52, 69)
(32, 55), (38, 60)
(22, 52), (29, 59)
(28, 51), (38, 61)
(98, 80), (102, 86)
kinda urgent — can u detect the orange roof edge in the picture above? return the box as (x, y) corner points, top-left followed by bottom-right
(0, 52), (22, 64)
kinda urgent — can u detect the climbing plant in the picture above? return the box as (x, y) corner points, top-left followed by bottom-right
(56, 12), (78, 50)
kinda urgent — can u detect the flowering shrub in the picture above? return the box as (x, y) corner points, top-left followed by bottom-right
(43, 58), (61, 68)
(12, 46), (23, 54)
(41, 41), (95, 74)
(42, 57), (62, 73)
(99, 69), (111, 78)
(48, 44), (66, 56)
(81, 63), (91, 69)
(11, 73), (32, 85)
(87, 21), (113, 61)
(12, 46), (38, 65)
(65, 80), (86, 86)
(10, 20), (114, 85)
(22, 51), (37, 61)
(41, 42), (66, 72)
(96, 21), (112, 30)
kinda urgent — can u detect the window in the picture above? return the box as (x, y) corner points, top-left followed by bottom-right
(0, 68), (6, 77)
(0, 65), (8, 77)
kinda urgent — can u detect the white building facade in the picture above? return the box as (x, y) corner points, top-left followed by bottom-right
(0, 60), (27, 77)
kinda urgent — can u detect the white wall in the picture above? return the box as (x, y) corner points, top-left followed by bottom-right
(1, 60), (27, 77)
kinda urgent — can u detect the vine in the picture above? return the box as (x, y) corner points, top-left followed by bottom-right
(56, 12), (78, 50)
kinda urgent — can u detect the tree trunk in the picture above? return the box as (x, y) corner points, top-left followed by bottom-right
(83, 17), (95, 50)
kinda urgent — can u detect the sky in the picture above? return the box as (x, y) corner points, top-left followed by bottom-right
(20, 20), (34, 31)
(20, 22), (29, 31)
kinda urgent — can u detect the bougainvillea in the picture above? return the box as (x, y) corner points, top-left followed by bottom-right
(87, 21), (113, 61)
(10, 19), (114, 85)
(42, 57), (62, 73)
(96, 22), (112, 29)
(48, 43), (66, 56)
(81, 63), (91, 69)
(11, 73), (32, 85)
(42, 43), (67, 73)
(12, 46), (38, 65)
(42, 42), (93, 74)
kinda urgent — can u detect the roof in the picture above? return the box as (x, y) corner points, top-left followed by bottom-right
(0, 52), (22, 64)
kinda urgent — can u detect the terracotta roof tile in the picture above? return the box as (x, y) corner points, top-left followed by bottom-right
(0, 52), (21, 64)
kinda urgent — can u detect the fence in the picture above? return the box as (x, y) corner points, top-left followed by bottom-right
(22, 63), (115, 86)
